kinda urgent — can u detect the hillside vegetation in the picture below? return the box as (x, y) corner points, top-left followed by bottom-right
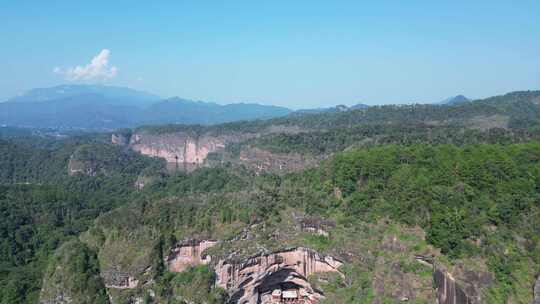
(1, 90), (540, 303)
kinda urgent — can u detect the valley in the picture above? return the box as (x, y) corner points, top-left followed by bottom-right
(2, 90), (540, 303)
(3, 2), (540, 303)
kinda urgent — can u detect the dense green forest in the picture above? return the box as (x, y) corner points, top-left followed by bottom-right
(2, 92), (540, 303)
(36, 142), (538, 303)
(241, 125), (540, 155)
(136, 91), (540, 135)
(0, 136), (164, 303)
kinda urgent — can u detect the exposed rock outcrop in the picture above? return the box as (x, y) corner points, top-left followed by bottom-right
(111, 132), (131, 146)
(434, 269), (471, 304)
(113, 128), (319, 174)
(124, 132), (255, 170)
(85, 224), (160, 297)
(533, 276), (540, 304)
(166, 239), (218, 272)
(295, 215), (335, 237)
(433, 266), (492, 304)
(130, 133), (217, 164)
(371, 232), (436, 303)
(101, 267), (139, 289)
(214, 247), (343, 304)
(68, 155), (98, 176)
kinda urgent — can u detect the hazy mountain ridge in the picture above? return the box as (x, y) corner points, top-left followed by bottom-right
(145, 97), (292, 125)
(5, 84), (160, 106)
(1, 84), (374, 130)
(2, 85), (538, 132)
(0, 85), (293, 129)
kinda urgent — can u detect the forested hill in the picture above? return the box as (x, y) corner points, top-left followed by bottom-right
(8, 138), (538, 304)
(126, 90), (540, 170)
(281, 90), (540, 130)
(0, 135), (165, 303)
(136, 90), (540, 135)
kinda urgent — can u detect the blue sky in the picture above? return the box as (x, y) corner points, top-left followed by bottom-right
(1, 1), (539, 108)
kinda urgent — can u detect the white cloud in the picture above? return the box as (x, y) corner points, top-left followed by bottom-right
(54, 49), (118, 81)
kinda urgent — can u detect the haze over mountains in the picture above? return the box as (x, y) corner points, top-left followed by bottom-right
(4, 85), (160, 106)
(0, 85), (292, 129)
(1, 84), (479, 130)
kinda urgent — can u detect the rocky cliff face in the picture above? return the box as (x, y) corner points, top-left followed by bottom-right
(117, 131), (255, 169)
(41, 213), (504, 304)
(434, 269), (472, 304)
(42, 196), (504, 304)
(163, 238), (343, 304)
(130, 133), (216, 164)
(215, 247), (343, 304)
(112, 126), (320, 174)
(165, 239), (218, 272)
(433, 265), (493, 304)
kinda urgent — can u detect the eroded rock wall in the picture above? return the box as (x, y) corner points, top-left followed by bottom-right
(165, 239), (218, 272)
(215, 247), (343, 304)
(130, 133), (215, 164)
(433, 266), (492, 304)
(112, 127), (320, 173)
(434, 269), (471, 304)
(124, 132), (255, 166)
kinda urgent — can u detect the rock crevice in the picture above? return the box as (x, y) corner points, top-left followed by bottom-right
(215, 247), (343, 304)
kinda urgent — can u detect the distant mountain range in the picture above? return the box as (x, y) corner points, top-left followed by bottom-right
(0, 85), (292, 130)
(1, 84), (479, 130)
(143, 97), (292, 125)
(6, 84), (160, 107)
